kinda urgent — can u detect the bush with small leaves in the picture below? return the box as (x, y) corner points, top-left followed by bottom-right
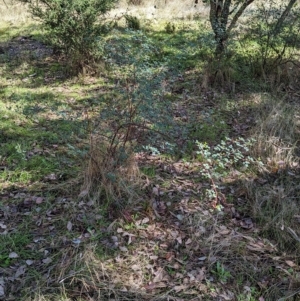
(18, 0), (117, 74)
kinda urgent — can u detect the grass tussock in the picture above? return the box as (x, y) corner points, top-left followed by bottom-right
(81, 134), (140, 206)
(251, 96), (299, 170)
(245, 95), (300, 251)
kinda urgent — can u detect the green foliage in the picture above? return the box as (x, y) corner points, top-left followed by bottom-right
(197, 137), (257, 176)
(242, 2), (300, 80)
(19, 0), (117, 73)
(140, 166), (156, 177)
(125, 15), (141, 30)
(0, 232), (34, 267)
(212, 262), (232, 283)
(196, 137), (261, 201)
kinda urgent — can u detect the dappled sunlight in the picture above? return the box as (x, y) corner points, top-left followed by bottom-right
(0, 0), (300, 299)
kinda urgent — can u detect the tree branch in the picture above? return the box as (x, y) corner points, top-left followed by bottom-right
(273, 0), (297, 36)
(227, 0), (255, 34)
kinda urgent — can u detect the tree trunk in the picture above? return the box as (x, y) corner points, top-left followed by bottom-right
(209, 0), (254, 56)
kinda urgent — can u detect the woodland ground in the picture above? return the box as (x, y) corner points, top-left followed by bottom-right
(0, 1), (300, 301)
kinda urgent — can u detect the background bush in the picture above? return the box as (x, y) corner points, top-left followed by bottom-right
(19, 0), (117, 74)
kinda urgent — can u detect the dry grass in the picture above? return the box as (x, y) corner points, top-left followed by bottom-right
(251, 96), (299, 171)
(244, 95), (300, 251)
(0, 0), (32, 25)
(111, 0), (209, 21)
(81, 134), (140, 206)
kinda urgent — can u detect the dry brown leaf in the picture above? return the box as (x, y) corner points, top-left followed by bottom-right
(286, 260), (297, 267)
(153, 267), (165, 283)
(174, 284), (187, 292)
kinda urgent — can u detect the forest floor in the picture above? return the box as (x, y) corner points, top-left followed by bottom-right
(0, 2), (300, 301)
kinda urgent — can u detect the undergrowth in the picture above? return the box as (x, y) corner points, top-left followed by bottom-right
(0, 1), (300, 300)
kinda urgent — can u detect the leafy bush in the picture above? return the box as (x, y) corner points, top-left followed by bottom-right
(19, 0), (117, 74)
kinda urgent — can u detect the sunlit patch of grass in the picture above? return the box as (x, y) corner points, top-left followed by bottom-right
(0, 0), (32, 25)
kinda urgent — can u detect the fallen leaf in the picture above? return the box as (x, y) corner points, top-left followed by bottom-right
(176, 236), (183, 244)
(42, 257), (52, 264)
(286, 260), (296, 267)
(141, 217), (150, 224)
(9, 252), (19, 258)
(174, 285), (187, 292)
(26, 260), (34, 266)
(185, 238), (192, 245)
(15, 265), (26, 278)
(35, 197), (44, 204)
(131, 264), (141, 271)
(67, 221), (72, 231)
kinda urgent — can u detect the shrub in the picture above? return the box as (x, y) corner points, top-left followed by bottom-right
(18, 0), (117, 74)
(165, 22), (176, 34)
(125, 15), (141, 30)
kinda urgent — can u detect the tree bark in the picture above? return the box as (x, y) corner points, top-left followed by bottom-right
(209, 0), (255, 55)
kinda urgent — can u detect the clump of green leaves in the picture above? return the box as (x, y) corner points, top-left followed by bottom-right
(19, 0), (117, 74)
(196, 137), (261, 201)
(212, 262), (232, 283)
(197, 137), (257, 173)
